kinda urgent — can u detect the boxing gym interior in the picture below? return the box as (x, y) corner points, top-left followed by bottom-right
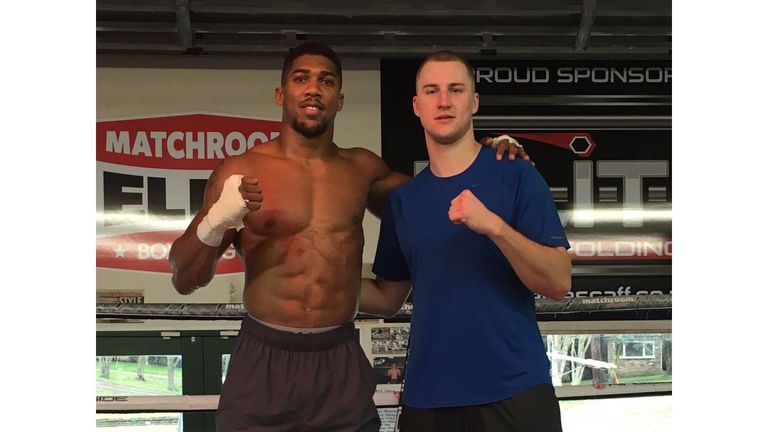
(96, 1), (672, 431)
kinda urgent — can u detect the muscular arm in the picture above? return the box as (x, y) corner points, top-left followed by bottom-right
(350, 148), (410, 217)
(449, 190), (571, 300)
(359, 277), (411, 317)
(487, 224), (572, 300)
(367, 167), (410, 218)
(169, 166), (239, 294)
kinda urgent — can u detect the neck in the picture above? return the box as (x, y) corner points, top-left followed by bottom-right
(277, 122), (337, 159)
(425, 128), (481, 177)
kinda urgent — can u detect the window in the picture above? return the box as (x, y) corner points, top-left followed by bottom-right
(620, 341), (656, 359)
(542, 333), (671, 387)
(96, 355), (183, 396)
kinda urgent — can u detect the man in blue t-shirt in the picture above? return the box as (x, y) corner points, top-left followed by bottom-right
(360, 51), (572, 432)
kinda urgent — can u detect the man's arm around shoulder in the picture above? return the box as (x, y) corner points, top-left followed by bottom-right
(350, 148), (410, 217)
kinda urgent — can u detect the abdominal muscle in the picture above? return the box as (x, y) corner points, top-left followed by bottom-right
(237, 226), (364, 328)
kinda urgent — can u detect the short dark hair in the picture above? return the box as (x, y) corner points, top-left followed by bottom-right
(281, 42), (343, 88)
(415, 50), (475, 92)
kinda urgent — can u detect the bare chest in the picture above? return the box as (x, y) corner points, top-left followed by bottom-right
(242, 157), (371, 237)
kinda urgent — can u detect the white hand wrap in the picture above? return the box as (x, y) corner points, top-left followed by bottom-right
(196, 174), (248, 247)
(492, 134), (523, 149)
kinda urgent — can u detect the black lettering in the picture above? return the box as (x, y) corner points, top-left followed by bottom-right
(118, 297), (144, 304)
(147, 177), (185, 218)
(103, 172), (144, 227)
(96, 396), (128, 402)
(189, 178), (207, 215)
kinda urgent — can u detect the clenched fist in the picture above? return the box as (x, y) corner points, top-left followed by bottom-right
(448, 189), (504, 236)
(197, 174), (263, 246)
(239, 176), (263, 212)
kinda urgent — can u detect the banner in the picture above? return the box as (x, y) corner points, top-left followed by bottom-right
(96, 113), (281, 281)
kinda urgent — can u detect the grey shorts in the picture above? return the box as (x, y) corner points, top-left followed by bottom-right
(216, 315), (380, 432)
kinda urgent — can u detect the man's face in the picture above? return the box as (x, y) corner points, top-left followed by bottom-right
(413, 60), (478, 145)
(275, 54), (344, 138)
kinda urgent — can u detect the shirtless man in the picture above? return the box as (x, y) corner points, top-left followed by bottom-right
(387, 363), (403, 384)
(169, 42), (526, 432)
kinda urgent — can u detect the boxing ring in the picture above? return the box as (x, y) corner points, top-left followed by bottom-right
(97, 295), (671, 432)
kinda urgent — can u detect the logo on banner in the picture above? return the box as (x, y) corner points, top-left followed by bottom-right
(491, 132), (671, 262)
(96, 113), (282, 274)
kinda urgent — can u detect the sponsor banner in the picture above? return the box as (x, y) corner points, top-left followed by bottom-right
(96, 113), (281, 277)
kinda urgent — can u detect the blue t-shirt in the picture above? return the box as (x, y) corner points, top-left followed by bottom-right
(372, 146), (570, 408)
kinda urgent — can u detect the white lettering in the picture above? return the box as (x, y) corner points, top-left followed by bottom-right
(532, 67), (549, 83)
(628, 67), (645, 83)
(132, 131), (152, 157)
(138, 243), (150, 260)
(495, 67), (512, 83)
(247, 132), (269, 149)
(167, 131), (185, 159)
(137, 243), (171, 260)
(513, 67), (530, 83)
(106, 131), (130, 153)
(571, 241), (672, 258)
(104, 130), (277, 159)
(150, 131), (166, 157)
(225, 132), (247, 155)
(551, 67), (671, 84)
(186, 132), (205, 159)
(592, 67), (609, 83)
(614, 241), (636, 257)
(646, 67), (663, 83)
(207, 132), (225, 159)
(574, 242), (596, 257)
(611, 68), (627, 82)
(149, 243), (167, 260)
(475, 67), (493, 83)
(574, 67), (591, 83)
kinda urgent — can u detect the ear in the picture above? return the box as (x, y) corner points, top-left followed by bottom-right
(337, 92), (344, 112)
(472, 92), (479, 115)
(412, 95), (421, 118)
(275, 86), (284, 106)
